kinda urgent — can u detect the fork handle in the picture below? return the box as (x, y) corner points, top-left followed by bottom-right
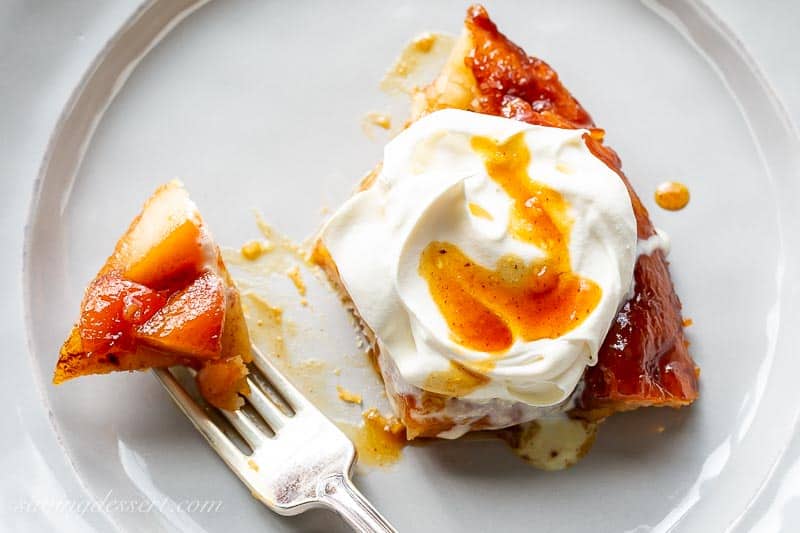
(318, 474), (397, 533)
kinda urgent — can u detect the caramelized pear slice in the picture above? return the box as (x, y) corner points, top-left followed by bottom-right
(79, 273), (166, 355)
(124, 219), (205, 289)
(135, 271), (226, 359)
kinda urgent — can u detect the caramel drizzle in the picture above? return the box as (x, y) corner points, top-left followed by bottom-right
(418, 132), (601, 391)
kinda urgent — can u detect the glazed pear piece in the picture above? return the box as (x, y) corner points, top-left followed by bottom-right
(55, 181), (252, 410)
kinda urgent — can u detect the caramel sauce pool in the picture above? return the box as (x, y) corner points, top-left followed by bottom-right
(654, 181), (690, 211)
(418, 132), (602, 359)
(341, 409), (406, 467)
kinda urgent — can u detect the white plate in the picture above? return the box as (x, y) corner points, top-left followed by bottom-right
(23, 1), (800, 531)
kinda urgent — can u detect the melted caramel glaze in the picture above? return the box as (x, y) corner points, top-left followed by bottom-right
(655, 181), (690, 211)
(419, 132), (601, 357)
(342, 409), (407, 467)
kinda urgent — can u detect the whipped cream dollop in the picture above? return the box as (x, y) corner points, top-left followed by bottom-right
(321, 110), (638, 406)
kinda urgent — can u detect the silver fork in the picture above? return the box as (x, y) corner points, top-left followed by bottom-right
(153, 345), (396, 533)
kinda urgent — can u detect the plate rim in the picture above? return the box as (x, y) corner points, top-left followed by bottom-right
(21, 1), (209, 531)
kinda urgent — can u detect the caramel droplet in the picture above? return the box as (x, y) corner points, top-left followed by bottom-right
(655, 181), (690, 211)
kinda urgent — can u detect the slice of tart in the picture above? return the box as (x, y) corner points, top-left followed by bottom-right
(315, 4), (699, 441)
(54, 181), (252, 410)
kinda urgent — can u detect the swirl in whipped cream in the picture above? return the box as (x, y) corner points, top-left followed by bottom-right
(320, 109), (637, 406)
